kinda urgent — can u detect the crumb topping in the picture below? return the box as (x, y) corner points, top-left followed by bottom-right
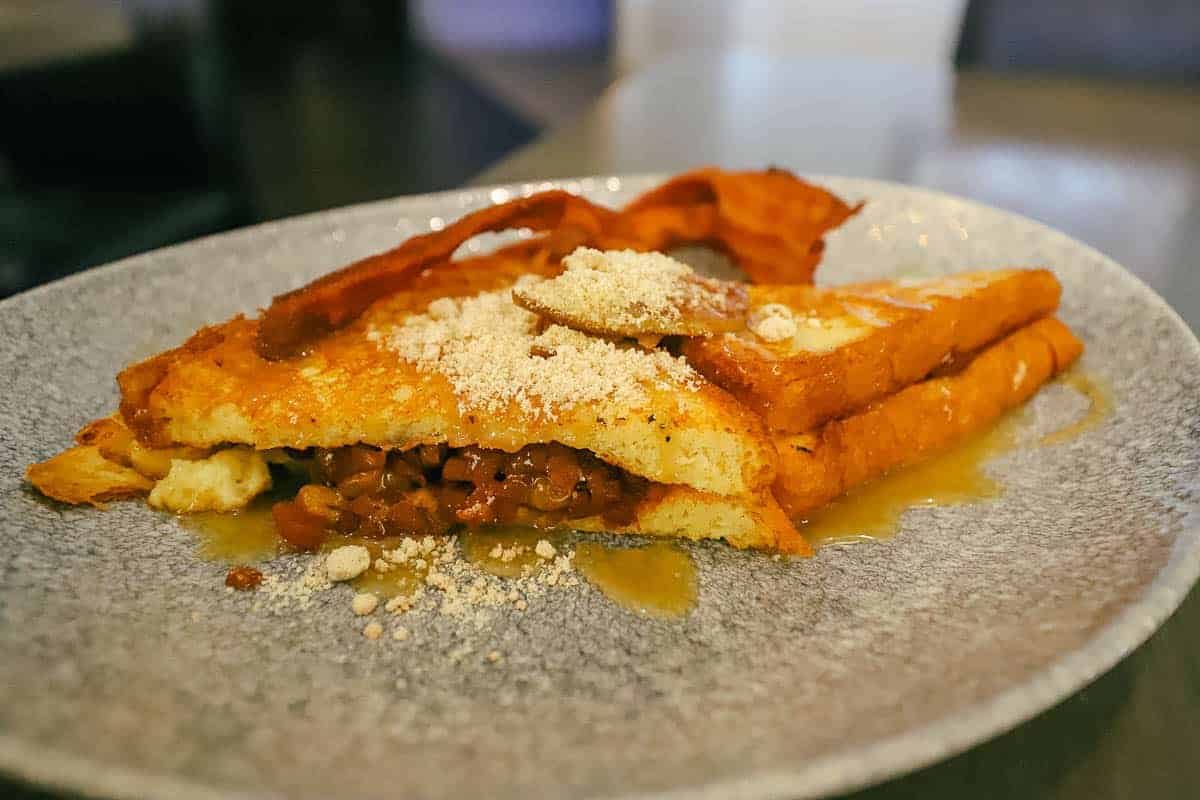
(520, 248), (692, 328)
(376, 276), (700, 421)
(512, 248), (746, 336)
(748, 303), (798, 343)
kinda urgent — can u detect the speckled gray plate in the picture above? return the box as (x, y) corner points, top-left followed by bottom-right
(2, 176), (1198, 800)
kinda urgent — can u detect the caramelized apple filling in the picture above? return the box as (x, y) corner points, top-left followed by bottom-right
(271, 442), (649, 550)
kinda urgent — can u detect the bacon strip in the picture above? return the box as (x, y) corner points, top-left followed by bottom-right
(256, 191), (619, 359)
(254, 168), (861, 360)
(617, 167), (863, 284)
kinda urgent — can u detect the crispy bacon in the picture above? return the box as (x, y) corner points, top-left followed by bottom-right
(253, 168), (861, 360)
(616, 167), (863, 283)
(256, 191), (620, 360)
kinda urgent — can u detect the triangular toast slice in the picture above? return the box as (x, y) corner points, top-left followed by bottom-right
(30, 274), (807, 554)
(683, 270), (1062, 433)
(773, 316), (1083, 517)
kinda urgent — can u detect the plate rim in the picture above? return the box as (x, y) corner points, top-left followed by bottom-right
(3, 173), (1199, 800)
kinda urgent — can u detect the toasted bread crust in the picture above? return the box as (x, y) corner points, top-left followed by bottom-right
(575, 485), (809, 555)
(510, 248), (749, 338)
(773, 317), (1083, 517)
(683, 269), (1063, 434)
(77, 415), (210, 479)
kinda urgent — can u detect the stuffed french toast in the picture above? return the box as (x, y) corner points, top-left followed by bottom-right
(27, 167), (1081, 570)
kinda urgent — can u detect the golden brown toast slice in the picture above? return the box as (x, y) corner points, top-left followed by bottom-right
(681, 269), (1063, 433)
(116, 278), (777, 499)
(772, 317), (1083, 517)
(578, 486), (806, 553)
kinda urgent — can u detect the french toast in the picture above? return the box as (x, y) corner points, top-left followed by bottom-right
(773, 317), (1083, 517)
(680, 271), (1063, 433)
(30, 169), (866, 558)
(116, 279), (777, 497)
(661, 271), (1059, 435)
(26, 167), (1082, 569)
(32, 276), (807, 554)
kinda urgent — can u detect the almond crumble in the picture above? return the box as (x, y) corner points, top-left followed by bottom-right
(375, 276), (700, 422)
(253, 534), (580, 645)
(511, 248), (747, 337)
(747, 303), (799, 343)
(326, 545), (370, 582)
(351, 592), (379, 616)
(516, 248), (693, 329)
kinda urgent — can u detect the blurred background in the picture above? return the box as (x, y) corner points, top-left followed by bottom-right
(2, 3), (1200, 800)
(1, 0), (1197, 300)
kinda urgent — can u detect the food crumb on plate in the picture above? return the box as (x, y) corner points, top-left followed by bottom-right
(326, 545), (370, 581)
(351, 592), (379, 616)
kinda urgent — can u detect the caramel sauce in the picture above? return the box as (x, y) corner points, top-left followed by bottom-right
(1040, 370), (1111, 446)
(573, 540), (697, 618)
(799, 415), (1019, 548)
(348, 560), (427, 599)
(183, 508), (425, 596)
(460, 525), (559, 578)
(182, 508), (697, 615)
(180, 499), (280, 563)
(799, 370), (1112, 547)
(463, 527), (698, 617)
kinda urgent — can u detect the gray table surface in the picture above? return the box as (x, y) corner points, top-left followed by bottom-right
(477, 51), (1200, 799)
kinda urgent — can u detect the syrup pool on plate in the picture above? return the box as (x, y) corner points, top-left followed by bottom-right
(180, 498), (280, 563)
(800, 369), (1112, 547)
(186, 513), (700, 616)
(573, 540), (697, 618)
(1040, 370), (1111, 446)
(798, 416), (1017, 547)
(464, 526), (699, 617)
